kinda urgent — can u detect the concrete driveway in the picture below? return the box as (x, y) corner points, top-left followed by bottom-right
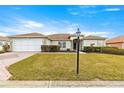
(0, 52), (37, 80)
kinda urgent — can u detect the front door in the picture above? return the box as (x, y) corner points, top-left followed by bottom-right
(73, 39), (77, 50)
(73, 39), (82, 50)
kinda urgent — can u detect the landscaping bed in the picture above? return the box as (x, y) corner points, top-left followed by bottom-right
(8, 53), (124, 80)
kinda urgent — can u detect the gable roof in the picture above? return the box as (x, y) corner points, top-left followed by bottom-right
(9, 32), (47, 38)
(83, 35), (107, 40)
(106, 35), (124, 44)
(48, 34), (71, 40)
(0, 36), (10, 41)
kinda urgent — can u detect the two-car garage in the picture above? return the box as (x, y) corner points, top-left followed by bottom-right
(12, 38), (43, 51)
(9, 33), (47, 52)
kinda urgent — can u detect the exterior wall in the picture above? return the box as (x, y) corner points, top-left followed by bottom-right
(51, 40), (72, 51)
(43, 38), (51, 45)
(83, 40), (106, 47)
(9, 36), (107, 51)
(106, 42), (123, 49)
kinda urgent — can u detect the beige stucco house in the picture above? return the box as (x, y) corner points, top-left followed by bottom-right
(8, 32), (107, 51)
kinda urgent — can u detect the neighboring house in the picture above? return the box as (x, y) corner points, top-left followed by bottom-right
(106, 36), (124, 49)
(0, 36), (10, 51)
(9, 32), (107, 52)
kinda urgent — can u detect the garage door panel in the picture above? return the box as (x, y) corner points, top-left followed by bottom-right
(12, 38), (43, 51)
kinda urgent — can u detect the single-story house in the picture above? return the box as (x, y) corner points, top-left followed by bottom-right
(0, 36), (10, 51)
(106, 36), (124, 49)
(9, 32), (107, 52)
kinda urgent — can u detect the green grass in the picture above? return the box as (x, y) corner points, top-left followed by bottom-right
(8, 53), (124, 80)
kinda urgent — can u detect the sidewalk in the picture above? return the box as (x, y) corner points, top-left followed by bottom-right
(1, 81), (124, 88)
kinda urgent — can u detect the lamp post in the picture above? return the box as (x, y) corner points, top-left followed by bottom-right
(76, 28), (81, 75)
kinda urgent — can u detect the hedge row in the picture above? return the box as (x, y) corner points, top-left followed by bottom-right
(41, 45), (60, 52)
(83, 46), (102, 52)
(102, 47), (124, 55)
(83, 46), (124, 55)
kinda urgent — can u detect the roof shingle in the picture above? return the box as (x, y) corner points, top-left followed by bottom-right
(83, 35), (107, 40)
(48, 34), (71, 40)
(0, 36), (10, 41)
(9, 32), (47, 38)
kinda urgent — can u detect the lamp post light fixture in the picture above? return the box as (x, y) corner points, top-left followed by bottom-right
(76, 28), (81, 75)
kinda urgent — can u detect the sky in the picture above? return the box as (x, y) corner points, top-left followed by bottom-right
(0, 5), (124, 38)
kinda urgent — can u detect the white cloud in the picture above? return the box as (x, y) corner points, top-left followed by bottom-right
(0, 32), (8, 36)
(83, 31), (109, 37)
(0, 18), (45, 35)
(104, 8), (120, 11)
(68, 6), (99, 17)
(0, 17), (111, 38)
(68, 8), (79, 16)
(0, 18), (79, 35)
(69, 6), (121, 18)
(79, 5), (96, 9)
(42, 21), (79, 35)
(19, 20), (44, 29)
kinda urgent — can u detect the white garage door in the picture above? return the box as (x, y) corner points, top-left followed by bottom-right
(12, 38), (43, 51)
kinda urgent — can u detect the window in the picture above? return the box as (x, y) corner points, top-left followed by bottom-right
(58, 41), (66, 48)
(63, 42), (66, 48)
(58, 42), (62, 47)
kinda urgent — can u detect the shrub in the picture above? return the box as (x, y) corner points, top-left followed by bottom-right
(118, 49), (124, 55)
(2, 44), (10, 52)
(67, 48), (71, 52)
(83, 46), (124, 55)
(0, 50), (5, 53)
(83, 46), (102, 52)
(41, 45), (49, 52)
(0, 51), (4, 53)
(101, 47), (117, 54)
(41, 45), (60, 52)
(102, 47), (124, 55)
(101, 47), (118, 54)
(49, 45), (60, 52)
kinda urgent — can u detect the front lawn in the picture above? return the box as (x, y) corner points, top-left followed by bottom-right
(8, 53), (124, 80)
